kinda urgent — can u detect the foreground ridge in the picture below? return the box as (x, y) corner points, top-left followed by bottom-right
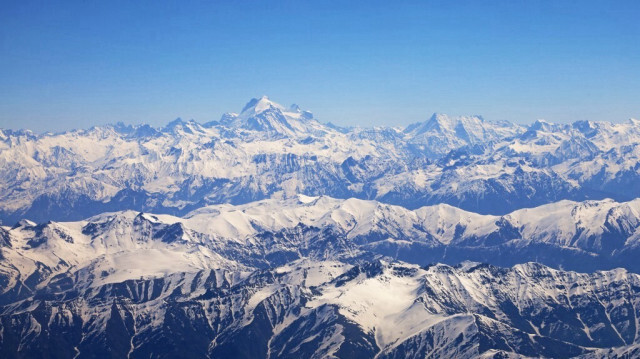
(1, 259), (639, 358)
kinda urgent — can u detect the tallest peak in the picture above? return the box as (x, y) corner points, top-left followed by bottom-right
(240, 96), (284, 115)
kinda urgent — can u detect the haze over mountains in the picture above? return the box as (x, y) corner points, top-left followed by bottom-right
(1, 97), (640, 358)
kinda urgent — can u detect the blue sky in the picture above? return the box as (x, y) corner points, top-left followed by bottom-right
(1, 0), (638, 131)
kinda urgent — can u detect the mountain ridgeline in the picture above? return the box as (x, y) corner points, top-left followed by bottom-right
(1, 96), (639, 224)
(2, 97), (640, 358)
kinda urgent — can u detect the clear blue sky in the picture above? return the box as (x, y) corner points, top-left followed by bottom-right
(1, 0), (638, 132)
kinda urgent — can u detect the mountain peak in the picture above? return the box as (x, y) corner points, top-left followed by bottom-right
(429, 112), (450, 123)
(240, 96), (284, 116)
(289, 104), (301, 112)
(406, 113), (485, 135)
(429, 113), (486, 127)
(529, 119), (563, 132)
(166, 117), (186, 126)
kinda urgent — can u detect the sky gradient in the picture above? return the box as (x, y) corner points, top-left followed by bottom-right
(1, 0), (639, 132)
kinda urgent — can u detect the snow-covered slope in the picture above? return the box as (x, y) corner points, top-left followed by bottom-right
(404, 113), (524, 157)
(2, 97), (640, 358)
(2, 259), (639, 358)
(3, 195), (640, 307)
(217, 96), (324, 138)
(1, 97), (639, 223)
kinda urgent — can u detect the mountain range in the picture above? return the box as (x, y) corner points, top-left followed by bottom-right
(1, 97), (640, 358)
(1, 96), (639, 224)
(3, 256), (640, 358)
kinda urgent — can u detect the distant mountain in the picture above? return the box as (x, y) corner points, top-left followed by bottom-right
(216, 96), (322, 138)
(1, 97), (639, 224)
(403, 113), (523, 157)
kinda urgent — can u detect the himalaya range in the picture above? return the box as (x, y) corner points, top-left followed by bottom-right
(1, 96), (639, 224)
(1, 97), (640, 358)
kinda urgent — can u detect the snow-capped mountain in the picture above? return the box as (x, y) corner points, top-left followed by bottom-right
(2, 258), (640, 358)
(1, 97), (639, 224)
(2, 97), (640, 358)
(3, 195), (640, 309)
(403, 113), (523, 157)
(216, 96), (322, 138)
